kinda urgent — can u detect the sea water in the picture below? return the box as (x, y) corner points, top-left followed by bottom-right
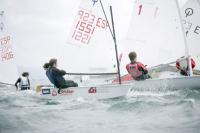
(0, 86), (200, 133)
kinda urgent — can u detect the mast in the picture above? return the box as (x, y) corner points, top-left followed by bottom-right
(175, 0), (193, 76)
(99, 0), (122, 84)
(110, 6), (122, 84)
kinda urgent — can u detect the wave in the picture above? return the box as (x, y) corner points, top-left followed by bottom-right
(1, 86), (200, 133)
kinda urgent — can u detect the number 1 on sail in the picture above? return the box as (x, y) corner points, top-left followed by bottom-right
(138, 4), (142, 15)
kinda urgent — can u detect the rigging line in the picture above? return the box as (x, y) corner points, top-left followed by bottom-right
(99, 0), (114, 39)
(98, 0), (122, 84)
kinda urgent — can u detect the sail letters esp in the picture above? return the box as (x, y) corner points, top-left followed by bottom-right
(0, 36), (14, 61)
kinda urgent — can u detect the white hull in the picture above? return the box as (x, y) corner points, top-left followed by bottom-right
(37, 76), (200, 99)
(130, 76), (200, 91)
(36, 84), (132, 100)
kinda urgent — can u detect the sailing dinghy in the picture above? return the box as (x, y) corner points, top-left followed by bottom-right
(114, 0), (200, 90)
(36, 0), (133, 99)
(37, 0), (200, 99)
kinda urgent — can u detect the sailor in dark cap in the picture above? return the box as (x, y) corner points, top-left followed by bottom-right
(15, 72), (30, 91)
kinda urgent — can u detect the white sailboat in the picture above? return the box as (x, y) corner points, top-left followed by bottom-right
(117, 0), (200, 89)
(36, 0), (132, 99)
(37, 0), (200, 99)
(0, 11), (18, 87)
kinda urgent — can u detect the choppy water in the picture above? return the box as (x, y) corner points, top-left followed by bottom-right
(0, 86), (200, 133)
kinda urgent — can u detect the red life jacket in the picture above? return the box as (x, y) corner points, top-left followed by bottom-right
(126, 62), (143, 79)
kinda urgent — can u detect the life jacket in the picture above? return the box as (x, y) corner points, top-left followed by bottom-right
(20, 76), (30, 88)
(52, 73), (66, 88)
(51, 68), (68, 88)
(46, 68), (55, 85)
(126, 62), (143, 79)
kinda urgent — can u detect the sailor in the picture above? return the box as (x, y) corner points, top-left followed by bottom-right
(43, 62), (55, 85)
(15, 72), (30, 91)
(176, 57), (196, 76)
(48, 59), (78, 93)
(126, 52), (150, 81)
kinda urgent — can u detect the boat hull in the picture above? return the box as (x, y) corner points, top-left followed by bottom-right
(36, 84), (132, 99)
(130, 76), (200, 91)
(36, 76), (200, 99)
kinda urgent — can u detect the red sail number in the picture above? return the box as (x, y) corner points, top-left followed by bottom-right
(138, 4), (142, 15)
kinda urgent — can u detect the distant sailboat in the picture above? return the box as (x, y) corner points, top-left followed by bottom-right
(0, 11), (18, 86)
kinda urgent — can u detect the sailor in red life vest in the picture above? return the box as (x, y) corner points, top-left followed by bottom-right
(176, 57), (196, 76)
(126, 52), (150, 81)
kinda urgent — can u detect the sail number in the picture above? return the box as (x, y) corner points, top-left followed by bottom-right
(72, 9), (108, 44)
(0, 36), (14, 61)
(138, 4), (142, 15)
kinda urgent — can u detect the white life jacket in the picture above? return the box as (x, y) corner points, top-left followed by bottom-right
(20, 76), (30, 88)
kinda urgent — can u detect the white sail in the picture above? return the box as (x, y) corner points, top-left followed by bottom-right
(182, 0), (200, 56)
(67, 0), (116, 73)
(0, 11), (18, 85)
(0, 0), (118, 86)
(120, 0), (186, 74)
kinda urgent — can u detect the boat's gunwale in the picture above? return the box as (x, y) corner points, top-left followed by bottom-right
(37, 75), (200, 91)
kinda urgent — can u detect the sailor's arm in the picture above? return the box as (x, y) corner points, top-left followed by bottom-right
(53, 68), (66, 76)
(15, 78), (21, 90)
(138, 63), (148, 74)
(59, 70), (67, 75)
(28, 79), (30, 90)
